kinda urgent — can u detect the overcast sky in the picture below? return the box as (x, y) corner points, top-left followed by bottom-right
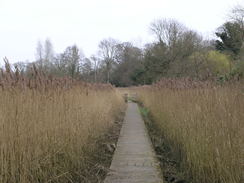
(0, 0), (243, 63)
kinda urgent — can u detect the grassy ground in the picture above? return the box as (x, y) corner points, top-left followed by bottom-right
(134, 79), (244, 183)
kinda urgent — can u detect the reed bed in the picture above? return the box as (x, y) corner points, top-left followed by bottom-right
(0, 62), (124, 183)
(136, 78), (244, 183)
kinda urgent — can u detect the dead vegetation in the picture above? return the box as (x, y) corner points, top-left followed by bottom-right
(135, 78), (244, 183)
(0, 60), (125, 183)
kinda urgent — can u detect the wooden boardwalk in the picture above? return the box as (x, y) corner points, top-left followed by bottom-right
(104, 102), (163, 183)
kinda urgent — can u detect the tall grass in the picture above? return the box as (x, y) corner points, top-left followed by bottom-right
(136, 78), (244, 183)
(0, 62), (124, 182)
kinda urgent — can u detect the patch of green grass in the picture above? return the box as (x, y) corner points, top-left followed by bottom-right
(139, 106), (149, 117)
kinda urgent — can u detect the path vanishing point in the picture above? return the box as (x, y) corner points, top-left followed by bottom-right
(104, 102), (164, 183)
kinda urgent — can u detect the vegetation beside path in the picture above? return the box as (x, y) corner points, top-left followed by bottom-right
(133, 79), (244, 183)
(139, 105), (189, 183)
(0, 65), (125, 183)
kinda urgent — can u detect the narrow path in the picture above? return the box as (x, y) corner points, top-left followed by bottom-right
(104, 102), (163, 183)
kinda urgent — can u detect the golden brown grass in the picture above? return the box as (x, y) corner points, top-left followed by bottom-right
(0, 62), (124, 183)
(135, 79), (244, 183)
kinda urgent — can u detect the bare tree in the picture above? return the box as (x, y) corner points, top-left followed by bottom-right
(36, 40), (44, 69)
(90, 55), (100, 83)
(98, 38), (119, 83)
(110, 42), (143, 86)
(35, 39), (54, 72)
(230, 5), (244, 25)
(62, 45), (83, 78)
(150, 18), (185, 47)
(44, 38), (54, 63)
(230, 5), (244, 41)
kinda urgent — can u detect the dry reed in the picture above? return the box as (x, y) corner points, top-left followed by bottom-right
(136, 78), (244, 183)
(0, 61), (124, 182)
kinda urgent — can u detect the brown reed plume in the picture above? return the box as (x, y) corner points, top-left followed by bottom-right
(135, 78), (244, 183)
(0, 59), (124, 183)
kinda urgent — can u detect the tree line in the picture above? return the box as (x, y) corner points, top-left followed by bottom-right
(8, 6), (244, 86)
